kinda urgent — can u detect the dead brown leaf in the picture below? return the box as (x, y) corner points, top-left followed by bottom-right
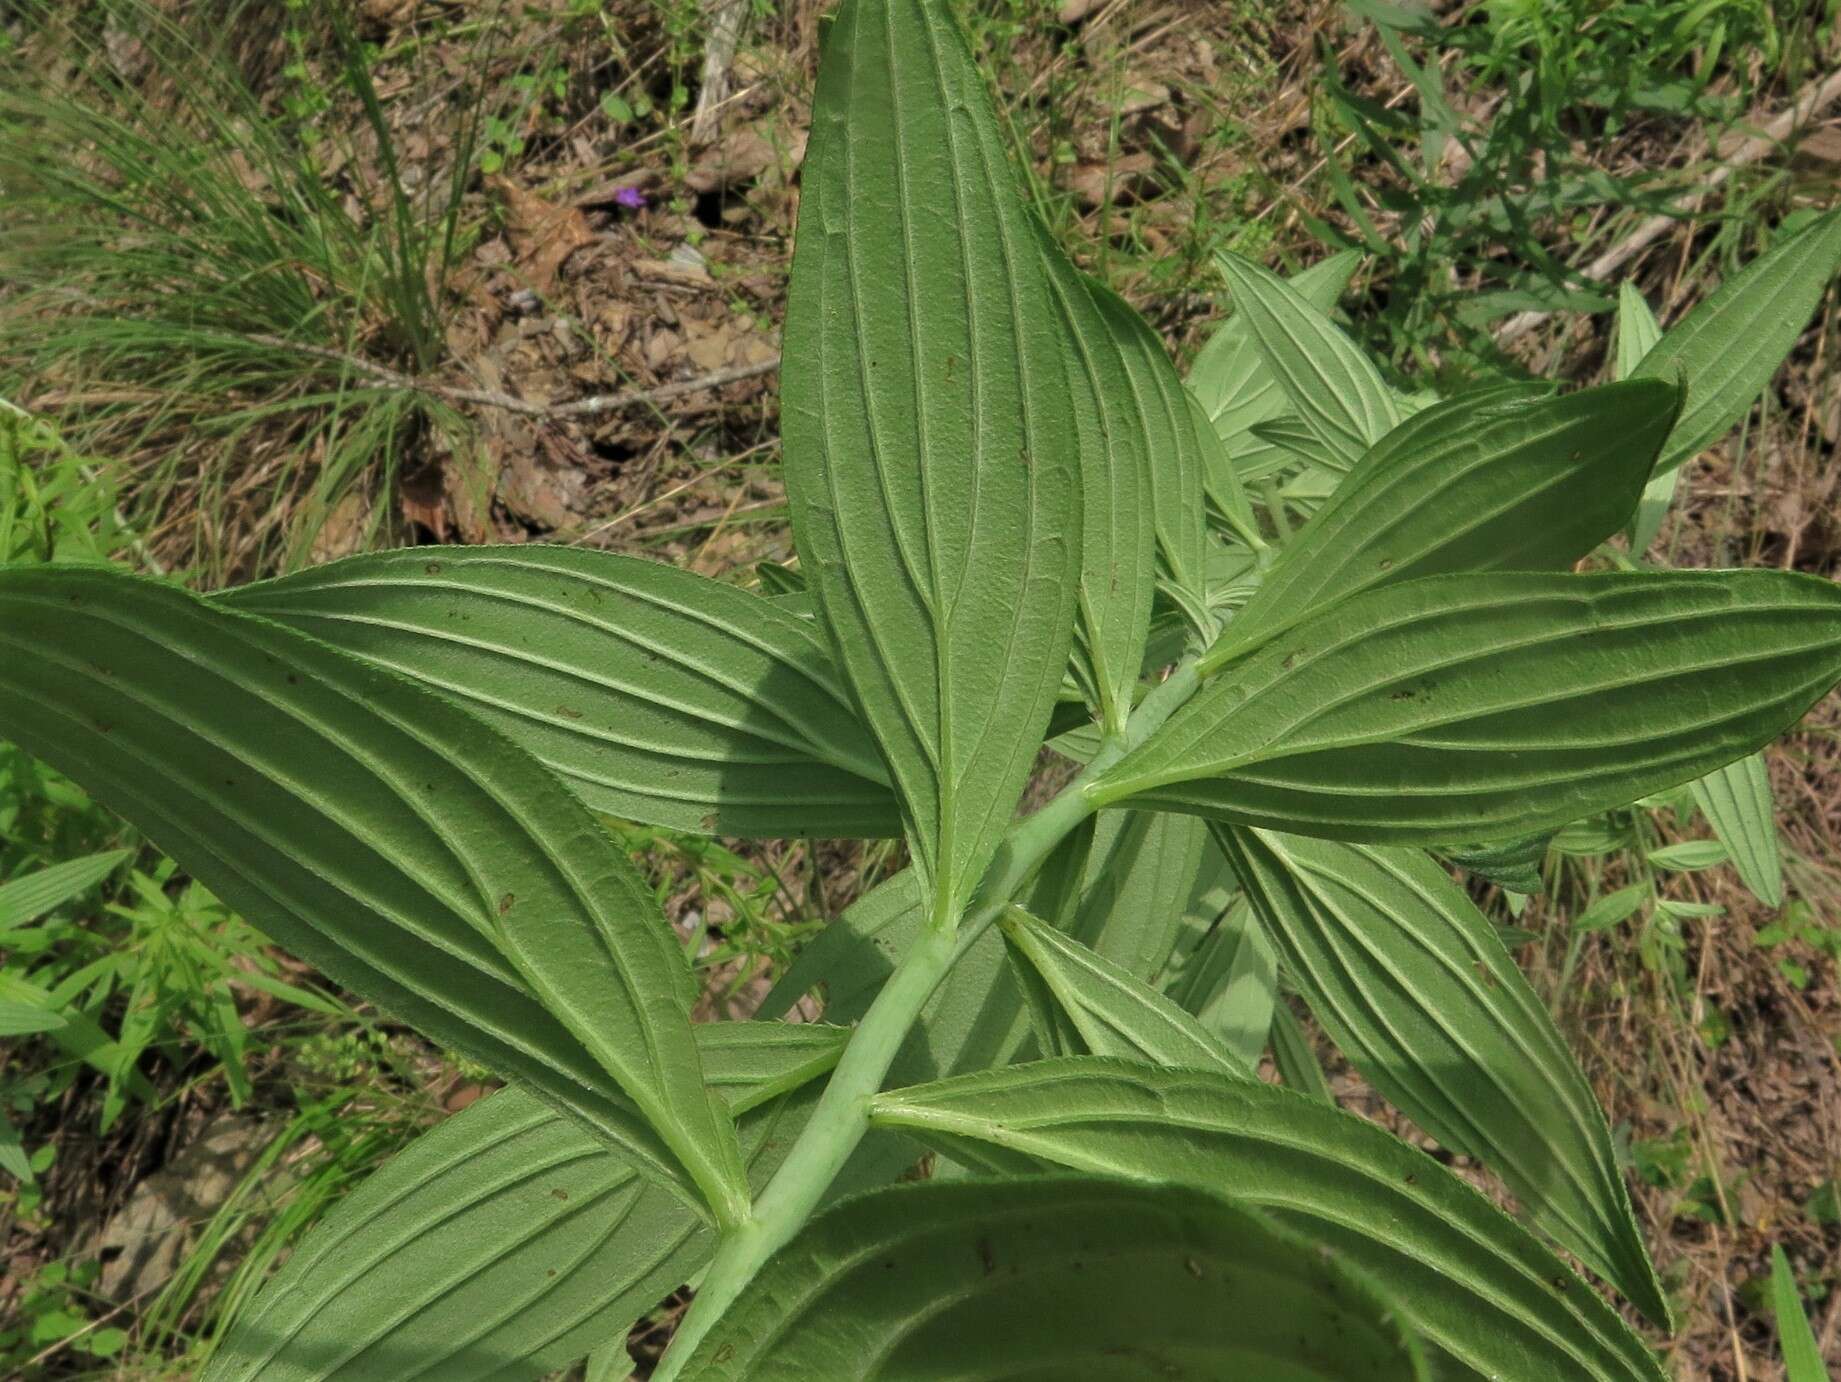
(489, 175), (596, 296)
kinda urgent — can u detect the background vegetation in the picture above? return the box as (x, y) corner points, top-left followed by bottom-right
(1, 0), (1839, 1375)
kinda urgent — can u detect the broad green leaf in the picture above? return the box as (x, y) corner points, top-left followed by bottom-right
(219, 547), (897, 839)
(675, 1174), (1428, 1381)
(1207, 379), (1680, 667)
(1635, 208), (1841, 477)
(202, 1026), (846, 1382)
(1216, 250), (1401, 468)
(0, 566), (746, 1218)
(1217, 826), (1670, 1326)
(782, 0), (1081, 921)
(1189, 251), (1361, 455)
(1084, 279), (1210, 629)
(872, 1059), (1669, 1382)
(1097, 570), (1841, 844)
(999, 906), (1250, 1076)
(1617, 283), (1678, 551)
(1691, 752), (1783, 906)
(1167, 895), (1279, 1068)
(1771, 1244), (1833, 1382)
(0, 848), (131, 932)
(1034, 237), (1155, 734)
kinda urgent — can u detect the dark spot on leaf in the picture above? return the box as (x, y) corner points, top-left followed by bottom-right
(977, 1236), (995, 1276)
(546, 1268), (557, 1278)
(1377, 558), (1394, 571)
(1403, 1173), (1417, 1186)
(95, 721), (112, 734)
(425, 561), (443, 575)
(1552, 1276), (1567, 1291)
(286, 673), (299, 685)
(1281, 651), (1299, 671)
(1390, 688), (1416, 701)
(498, 892), (515, 916)
(556, 705), (584, 720)
(713, 1345), (735, 1364)
(551, 1187), (568, 1201)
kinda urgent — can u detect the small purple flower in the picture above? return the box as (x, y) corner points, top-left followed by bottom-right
(614, 186), (647, 211)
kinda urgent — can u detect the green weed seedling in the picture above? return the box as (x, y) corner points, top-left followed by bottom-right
(6, 1), (1841, 1377)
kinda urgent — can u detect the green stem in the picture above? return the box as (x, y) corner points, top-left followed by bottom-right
(653, 656), (1204, 1377)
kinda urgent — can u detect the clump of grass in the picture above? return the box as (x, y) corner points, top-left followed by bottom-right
(0, 0), (487, 581)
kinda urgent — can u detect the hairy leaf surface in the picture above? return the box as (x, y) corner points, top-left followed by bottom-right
(1634, 207), (1841, 477)
(1100, 570), (1841, 843)
(1085, 278), (1210, 627)
(872, 1059), (1668, 1382)
(676, 1175), (1427, 1380)
(1206, 379), (1680, 667)
(1217, 826), (1668, 1325)
(1691, 752), (1783, 907)
(0, 566), (745, 1216)
(1215, 251), (1400, 468)
(1034, 240), (1155, 733)
(220, 547), (897, 838)
(202, 1025), (846, 1382)
(782, 0), (1081, 919)
(999, 907), (1249, 1075)
(1189, 251), (1360, 455)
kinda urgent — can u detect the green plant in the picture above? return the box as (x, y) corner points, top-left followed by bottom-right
(1772, 1243), (1835, 1382)
(7, 0), (1841, 1376)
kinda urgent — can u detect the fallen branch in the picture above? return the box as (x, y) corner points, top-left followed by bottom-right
(1495, 66), (1841, 345)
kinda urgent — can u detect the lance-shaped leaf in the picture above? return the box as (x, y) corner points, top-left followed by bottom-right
(1189, 251), (1361, 454)
(218, 547), (897, 839)
(1216, 250), (1400, 468)
(999, 906), (1250, 1075)
(1216, 826), (1669, 1327)
(1095, 569), (1841, 844)
(1770, 1244), (1833, 1382)
(782, 0), (1081, 920)
(1691, 752), (1783, 907)
(1084, 278), (1210, 629)
(1033, 233), (1155, 735)
(1061, 809), (1211, 983)
(1205, 379), (1681, 667)
(0, 566), (747, 1220)
(1634, 207), (1841, 477)
(1166, 895), (1279, 1068)
(203, 1024), (848, 1382)
(1616, 283), (1678, 552)
(871, 1059), (1669, 1382)
(674, 1174), (1427, 1381)
(0, 848), (132, 931)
